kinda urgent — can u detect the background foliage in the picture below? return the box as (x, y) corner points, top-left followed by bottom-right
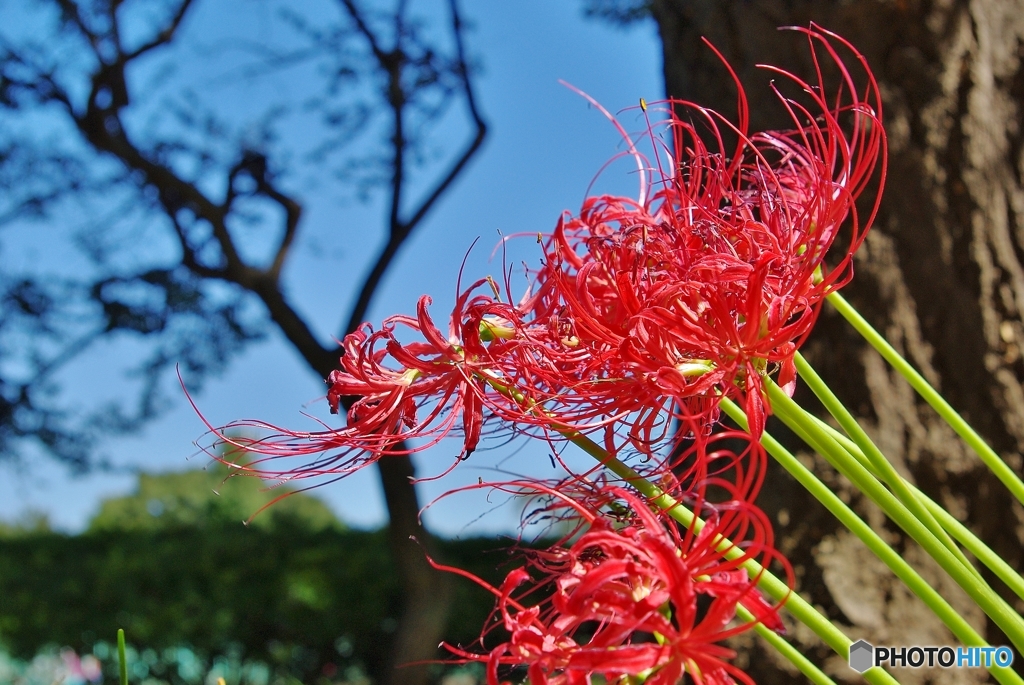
(0, 467), (515, 684)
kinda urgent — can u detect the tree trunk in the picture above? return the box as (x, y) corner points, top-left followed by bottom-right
(309, 351), (453, 685)
(375, 457), (454, 685)
(652, 1), (1024, 682)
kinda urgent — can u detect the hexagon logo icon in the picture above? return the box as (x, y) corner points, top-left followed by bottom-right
(849, 640), (874, 673)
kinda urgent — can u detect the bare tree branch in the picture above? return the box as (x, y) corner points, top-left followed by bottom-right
(338, 0), (389, 62)
(124, 0), (195, 61)
(343, 0), (487, 336)
(53, 0), (102, 52)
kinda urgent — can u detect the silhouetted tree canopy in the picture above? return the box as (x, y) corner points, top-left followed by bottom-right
(0, 0), (483, 471)
(0, 2), (486, 683)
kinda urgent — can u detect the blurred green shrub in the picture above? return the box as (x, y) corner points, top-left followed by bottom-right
(0, 466), (516, 684)
(88, 462), (343, 533)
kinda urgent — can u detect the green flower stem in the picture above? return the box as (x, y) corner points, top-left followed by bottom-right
(561, 427), (901, 685)
(721, 398), (1023, 685)
(793, 352), (975, 575)
(766, 380), (1024, 652)
(827, 291), (1024, 508)
(808, 415), (1024, 604)
(924, 498), (1024, 599)
(736, 604), (838, 685)
(118, 628), (128, 685)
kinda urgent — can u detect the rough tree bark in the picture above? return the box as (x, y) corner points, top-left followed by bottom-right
(651, 1), (1024, 682)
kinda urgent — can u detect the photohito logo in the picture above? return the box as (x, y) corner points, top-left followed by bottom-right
(848, 640), (1014, 673)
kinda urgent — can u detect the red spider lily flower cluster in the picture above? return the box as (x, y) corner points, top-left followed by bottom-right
(523, 36), (884, 442)
(207, 26), (883, 480)
(434, 482), (790, 685)
(205, 25), (884, 685)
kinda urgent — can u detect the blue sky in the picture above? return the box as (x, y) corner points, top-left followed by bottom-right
(0, 1), (665, 536)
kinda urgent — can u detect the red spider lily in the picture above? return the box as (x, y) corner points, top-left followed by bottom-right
(201, 275), (609, 481)
(434, 482), (788, 685)
(201, 291), (492, 480)
(201, 26), (884, 501)
(526, 25), (885, 439)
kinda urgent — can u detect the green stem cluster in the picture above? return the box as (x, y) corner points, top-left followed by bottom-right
(827, 292), (1024, 506)
(774, 359), (1024, 651)
(808, 412), (1024, 604)
(717, 398), (1024, 684)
